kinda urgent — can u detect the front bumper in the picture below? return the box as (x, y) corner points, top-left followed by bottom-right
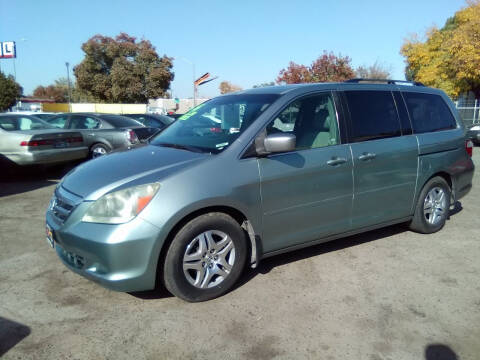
(46, 204), (163, 292)
(6, 147), (88, 165)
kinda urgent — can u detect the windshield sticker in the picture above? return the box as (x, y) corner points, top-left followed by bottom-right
(179, 103), (206, 120)
(215, 142), (229, 149)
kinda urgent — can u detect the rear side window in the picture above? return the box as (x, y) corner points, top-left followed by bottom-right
(345, 91), (401, 142)
(402, 92), (457, 134)
(102, 115), (141, 128)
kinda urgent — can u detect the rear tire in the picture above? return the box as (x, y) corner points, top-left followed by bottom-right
(163, 213), (247, 302)
(409, 176), (451, 234)
(90, 143), (110, 159)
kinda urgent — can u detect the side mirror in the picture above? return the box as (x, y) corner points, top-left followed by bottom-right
(262, 133), (296, 154)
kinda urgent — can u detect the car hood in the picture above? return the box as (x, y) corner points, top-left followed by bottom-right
(61, 145), (209, 200)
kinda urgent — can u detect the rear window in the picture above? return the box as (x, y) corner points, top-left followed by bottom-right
(345, 91), (401, 142)
(101, 115), (143, 128)
(402, 92), (457, 134)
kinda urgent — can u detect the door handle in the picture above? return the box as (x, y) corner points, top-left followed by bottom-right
(327, 157), (347, 166)
(358, 152), (376, 161)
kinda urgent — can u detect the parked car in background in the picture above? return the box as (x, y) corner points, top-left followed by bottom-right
(0, 114), (87, 166)
(45, 80), (474, 302)
(44, 113), (158, 158)
(123, 113), (174, 131)
(466, 124), (480, 145)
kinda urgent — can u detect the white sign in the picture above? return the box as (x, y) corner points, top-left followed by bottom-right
(0, 41), (16, 58)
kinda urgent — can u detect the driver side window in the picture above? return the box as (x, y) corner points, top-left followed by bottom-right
(266, 92), (339, 150)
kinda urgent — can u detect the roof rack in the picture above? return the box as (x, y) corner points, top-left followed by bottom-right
(344, 78), (425, 87)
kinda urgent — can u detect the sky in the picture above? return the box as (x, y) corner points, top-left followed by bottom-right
(0, 0), (468, 99)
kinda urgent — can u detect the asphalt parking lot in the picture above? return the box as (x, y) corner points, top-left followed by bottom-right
(1, 153), (479, 360)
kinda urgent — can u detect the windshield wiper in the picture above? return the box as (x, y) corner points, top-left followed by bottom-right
(155, 142), (206, 153)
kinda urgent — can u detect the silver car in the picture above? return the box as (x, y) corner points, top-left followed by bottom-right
(0, 114), (88, 166)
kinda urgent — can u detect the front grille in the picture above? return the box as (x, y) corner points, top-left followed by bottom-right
(52, 196), (74, 221)
(50, 186), (82, 222)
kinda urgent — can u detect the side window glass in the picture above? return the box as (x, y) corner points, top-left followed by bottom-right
(345, 91), (401, 142)
(403, 92), (457, 134)
(70, 116), (99, 129)
(48, 116), (68, 128)
(266, 92), (339, 150)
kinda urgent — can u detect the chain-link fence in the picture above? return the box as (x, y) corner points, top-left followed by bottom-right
(456, 99), (479, 128)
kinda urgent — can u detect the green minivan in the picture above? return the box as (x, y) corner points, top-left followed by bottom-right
(46, 80), (475, 301)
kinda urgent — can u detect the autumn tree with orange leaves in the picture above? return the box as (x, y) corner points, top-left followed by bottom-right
(276, 51), (355, 84)
(401, 1), (480, 98)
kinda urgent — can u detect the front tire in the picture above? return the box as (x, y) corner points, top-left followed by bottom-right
(163, 213), (247, 302)
(409, 176), (451, 234)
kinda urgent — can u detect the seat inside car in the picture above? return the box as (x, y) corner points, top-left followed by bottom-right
(296, 108), (334, 149)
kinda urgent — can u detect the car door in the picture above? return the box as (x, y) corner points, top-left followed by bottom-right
(68, 115), (102, 147)
(342, 90), (418, 229)
(258, 92), (353, 253)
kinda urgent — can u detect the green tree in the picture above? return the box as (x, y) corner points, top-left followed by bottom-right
(401, 1), (480, 98)
(276, 51), (355, 84)
(74, 33), (174, 103)
(0, 71), (22, 111)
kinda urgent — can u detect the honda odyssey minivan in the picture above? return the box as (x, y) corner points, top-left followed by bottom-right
(45, 80), (475, 302)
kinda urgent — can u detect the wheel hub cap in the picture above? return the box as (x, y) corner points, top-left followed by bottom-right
(183, 230), (236, 289)
(423, 187), (447, 225)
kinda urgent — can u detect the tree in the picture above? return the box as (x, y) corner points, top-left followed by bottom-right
(276, 51), (355, 84)
(401, 1), (480, 98)
(253, 81), (275, 88)
(74, 33), (174, 103)
(33, 78), (71, 102)
(219, 81), (243, 94)
(355, 61), (392, 79)
(0, 71), (22, 111)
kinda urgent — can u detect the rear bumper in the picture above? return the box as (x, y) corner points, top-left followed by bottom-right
(5, 147), (88, 165)
(453, 157), (475, 202)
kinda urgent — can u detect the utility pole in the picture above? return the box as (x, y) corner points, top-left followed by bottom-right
(65, 62), (72, 112)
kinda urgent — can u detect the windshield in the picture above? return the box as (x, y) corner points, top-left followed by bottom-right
(149, 94), (279, 153)
(0, 116), (55, 131)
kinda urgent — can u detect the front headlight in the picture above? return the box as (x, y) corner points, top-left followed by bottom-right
(82, 183), (160, 224)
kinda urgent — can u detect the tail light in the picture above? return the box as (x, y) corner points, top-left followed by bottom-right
(125, 129), (139, 144)
(20, 136), (82, 147)
(20, 139), (53, 146)
(466, 140), (473, 157)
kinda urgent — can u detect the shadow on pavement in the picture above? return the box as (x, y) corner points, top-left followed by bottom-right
(129, 286), (174, 300)
(425, 344), (458, 360)
(0, 317), (31, 357)
(449, 201), (463, 217)
(236, 223), (408, 289)
(0, 160), (82, 197)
